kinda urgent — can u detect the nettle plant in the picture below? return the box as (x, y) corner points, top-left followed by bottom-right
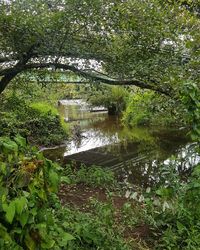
(0, 135), (73, 249)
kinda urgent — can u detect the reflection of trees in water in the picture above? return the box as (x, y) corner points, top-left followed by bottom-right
(58, 103), (199, 188)
(165, 143), (200, 175)
(91, 116), (190, 156)
(117, 143), (199, 188)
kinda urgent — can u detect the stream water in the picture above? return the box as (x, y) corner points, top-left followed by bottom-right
(43, 99), (200, 188)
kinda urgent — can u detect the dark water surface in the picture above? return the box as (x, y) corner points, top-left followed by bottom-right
(43, 99), (200, 188)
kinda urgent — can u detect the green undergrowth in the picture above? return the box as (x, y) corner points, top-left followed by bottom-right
(62, 164), (117, 189)
(1, 133), (199, 249)
(0, 135), (74, 249)
(51, 197), (132, 250)
(30, 102), (59, 116)
(122, 91), (188, 127)
(0, 136), (136, 250)
(0, 95), (69, 146)
(144, 162), (200, 249)
(62, 155), (200, 249)
(30, 102), (69, 134)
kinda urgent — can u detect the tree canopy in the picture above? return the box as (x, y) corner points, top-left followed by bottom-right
(0, 0), (199, 96)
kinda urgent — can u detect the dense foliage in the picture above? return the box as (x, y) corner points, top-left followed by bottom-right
(0, 95), (69, 146)
(139, 82), (200, 249)
(87, 85), (129, 115)
(0, 136), (132, 250)
(0, 0), (199, 99)
(0, 135), (73, 249)
(64, 164), (117, 188)
(123, 91), (188, 127)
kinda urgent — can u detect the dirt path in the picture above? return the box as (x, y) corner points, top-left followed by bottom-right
(58, 183), (152, 245)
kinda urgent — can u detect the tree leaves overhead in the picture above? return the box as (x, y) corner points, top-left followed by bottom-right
(0, 0), (199, 96)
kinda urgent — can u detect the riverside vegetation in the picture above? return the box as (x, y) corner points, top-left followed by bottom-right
(0, 133), (200, 249)
(0, 0), (200, 249)
(0, 72), (200, 250)
(0, 83), (199, 250)
(0, 81), (70, 146)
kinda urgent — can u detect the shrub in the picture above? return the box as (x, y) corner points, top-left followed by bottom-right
(0, 137), (131, 250)
(87, 85), (129, 115)
(54, 202), (130, 250)
(123, 91), (187, 127)
(64, 164), (117, 188)
(0, 135), (74, 249)
(0, 96), (69, 146)
(141, 162), (200, 249)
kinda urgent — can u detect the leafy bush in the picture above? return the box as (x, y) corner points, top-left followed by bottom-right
(87, 85), (129, 115)
(139, 162), (200, 250)
(0, 135), (74, 249)
(54, 201), (130, 250)
(30, 102), (69, 134)
(0, 96), (69, 146)
(64, 164), (117, 188)
(123, 91), (187, 127)
(0, 136), (132, 250)
(137, 83), (200, 249)
(181, 82), (200, 141)
(30, 102), (59, 116)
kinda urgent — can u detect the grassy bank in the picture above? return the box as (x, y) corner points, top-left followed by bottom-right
(0, 95), (69, 146)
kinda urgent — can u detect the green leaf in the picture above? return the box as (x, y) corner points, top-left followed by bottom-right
(15, 197), (27, 215)
(25, 232), (37, 250)
(177, 221), (185, 233)
(0, 187), (8, 200)
(41, 238), (55, 249)
(1, 138), (18, 153)
(37, 189), (46, 200)
(0, 223), (12, 243)
(0, 162), (7, 175)
(156, 187), (174, 198)
(59, 232), (75, 246)
(11, 228), (22, 234)
(5, 200), (16, 224)
(14, 134), (27, 148)
(61, 176), (71, 184)
(63, 232), (75, 241)
(19, 211), (29, 228)
(2, 203), (8, 211)
(49, 170), (59, 191)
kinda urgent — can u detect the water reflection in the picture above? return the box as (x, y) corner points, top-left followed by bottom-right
(44, 99), (200, 188)
(58, 99), (107, 122)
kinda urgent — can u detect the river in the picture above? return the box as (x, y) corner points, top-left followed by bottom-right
(43, 99), (200, 188)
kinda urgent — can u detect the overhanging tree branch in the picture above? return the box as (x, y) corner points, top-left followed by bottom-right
(0, 62), (172, 96)
(0, 45), (37, 93)
(25, 63), (172, 96)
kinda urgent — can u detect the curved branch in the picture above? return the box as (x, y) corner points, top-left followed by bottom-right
(24, 62), (172, 96)
(0, 61), (172, 96)
(0, 57), (12, 63)
(0, 45), (37, 93)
